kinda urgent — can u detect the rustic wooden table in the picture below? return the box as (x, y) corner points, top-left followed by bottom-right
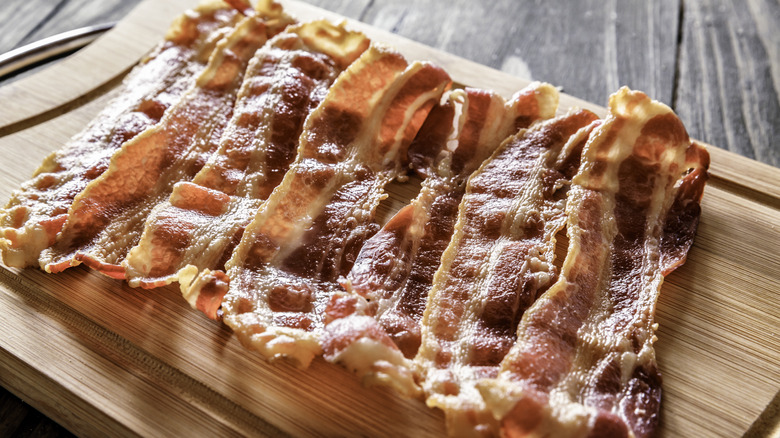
(0, 0), (777, 436)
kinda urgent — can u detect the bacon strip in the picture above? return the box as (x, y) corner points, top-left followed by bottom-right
(40, 11), (289, 277)
(123, 21), (369, 290)
(0, 2), (249, 268)
(477, 88), (709, 438)
(320, 83), (560, 397)
(186, 46), (451, 367)
(415, 108), (599, 434)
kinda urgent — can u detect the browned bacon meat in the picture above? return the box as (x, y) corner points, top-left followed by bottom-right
(0, 1), (253, 268)
(320, 83), (560, 397)
(39, 10), (291, 277)
(415, 108), (600, 435)
(477, 88), (709, 438)
(185, 45), (451, 367)
(123, 21), (369, 290)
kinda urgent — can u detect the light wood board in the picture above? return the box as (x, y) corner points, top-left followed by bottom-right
(0, 0), (778, 436)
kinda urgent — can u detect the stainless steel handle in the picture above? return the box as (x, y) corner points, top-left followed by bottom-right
(0, 22), (115, 78)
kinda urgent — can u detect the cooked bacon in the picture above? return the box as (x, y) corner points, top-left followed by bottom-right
(320, 83), (560, 397)
(123, 21), (369, 290)
(224, 0), (255, 17)
(414, 108), (599, 435)
(39, 12), (287, 277)
(477, 88), (709, 438)
(185, 45), (451, 367)
(0, 2), (249, 268)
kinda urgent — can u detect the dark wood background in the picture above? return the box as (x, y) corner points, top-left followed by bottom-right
(0, 0), (777, 436)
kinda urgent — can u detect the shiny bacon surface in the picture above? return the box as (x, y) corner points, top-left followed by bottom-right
(40, 11), (288, 277)
(478, 88), (708, 438)
(123, 20), (369, 290)
(0, 1), (246, 268)
(201, 45), (451, 367)
(416, 108), (599, 435)
(321, 83), (560, 396)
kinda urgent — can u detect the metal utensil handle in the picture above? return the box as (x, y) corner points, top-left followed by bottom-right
(0, 22), (115, 78)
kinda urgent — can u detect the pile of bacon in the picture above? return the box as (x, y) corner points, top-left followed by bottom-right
(0, 1), (710, 437)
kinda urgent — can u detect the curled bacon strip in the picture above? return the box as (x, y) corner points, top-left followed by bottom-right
(40, 11), (290, 277)
(188, 45), (451, 367)
(321, 83), (560, 397)
(0, 2), (248, 268)
(123, 21), (369, 290)
(478, 88), (709, 438)
(415, 108), (599, 434)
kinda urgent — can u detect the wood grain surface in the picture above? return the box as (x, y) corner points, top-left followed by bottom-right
(0, 0), (778, 437)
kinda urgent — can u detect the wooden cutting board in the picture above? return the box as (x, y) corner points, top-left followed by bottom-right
(0, 0), (778, 436)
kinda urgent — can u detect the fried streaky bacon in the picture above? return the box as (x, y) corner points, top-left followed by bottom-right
(477, 88), (709, 438)
(320, 83), (560, 397)
(185, 46), (451, 367)
(123, 21), (369, 289)
(0, 1), (250, 268)
(39, 12), (286, 277)
(416, 108), (600, 435)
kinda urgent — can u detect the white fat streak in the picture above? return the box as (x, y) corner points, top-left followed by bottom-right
(195, 15), (259, 88)
(249, 325), (322, 368)
(380, 62), (447, 168)
(1, 222), (50, 268)
(375, 90), (468, 317)
(331, 337), (420, 398)
(123, 195), (184, 287)
(182, 196), (263, 273)
(444, 90), (467, 154)
(178, 264), (200, 307)
(166, 0), (231, 41)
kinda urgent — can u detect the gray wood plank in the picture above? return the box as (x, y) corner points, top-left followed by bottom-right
(675, 0), (780, 167)
(615, 0), (681, 105)
(302, 0), (369, 18)
(354, 0), (681, 107)
(0, 0), (143, 86)
(0, 0), (64, 54)
(18, 0), (141, 45)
